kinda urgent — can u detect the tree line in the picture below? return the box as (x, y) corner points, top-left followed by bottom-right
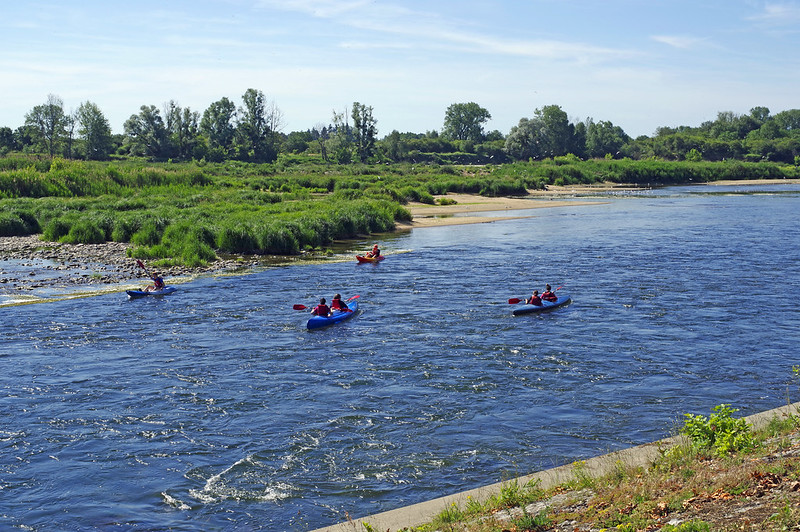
(1, 91), (799, 166)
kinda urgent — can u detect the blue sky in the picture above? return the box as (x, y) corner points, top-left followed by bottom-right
(2, 0), (799, 138)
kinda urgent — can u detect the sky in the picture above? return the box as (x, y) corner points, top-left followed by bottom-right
(2, 0), (799, 139)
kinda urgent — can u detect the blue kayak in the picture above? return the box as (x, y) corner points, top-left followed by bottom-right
(512, 294), (571, 316)
(307, 300), (358, 330)
(126, 286), (177, 299)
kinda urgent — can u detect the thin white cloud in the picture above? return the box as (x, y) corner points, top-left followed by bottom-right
(747, 1), (800, 24)
(255, 0), (635, 63)
(651, 35), (709, 50)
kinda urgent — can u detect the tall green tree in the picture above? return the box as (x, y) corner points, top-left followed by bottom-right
(351, 101), (377, 163)
(442, 102), (491, 141)
(76, 101), (113, 160)
(0, 126), (13, 154)
(505, 104), (574, 160)
(124, 105), (169, 158)
(311, 123), (330, 162)
(163, 100), (200, 160)
(25, 94), (67, 158)
(535, 104), (573, 157)
(773, 109), (800, 136)
(584, 118), (629, 158)
(200, 97), (237, 161)
(236, 88), (278, 163)
(328, 109), (352, 164)
(505, 117), (546, 160)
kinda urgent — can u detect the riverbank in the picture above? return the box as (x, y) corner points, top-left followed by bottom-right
(2, 180), (793, 292)
(397, 183), (633, 229)
(315, 401), (800, 531)
(0, 235), (252, 294)
(0, 188), (607, 292)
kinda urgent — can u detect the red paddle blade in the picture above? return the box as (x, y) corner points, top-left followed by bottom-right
(347, 294), (360, 301)
(293, 304), (307, 310)
(508, 298), (522, 304)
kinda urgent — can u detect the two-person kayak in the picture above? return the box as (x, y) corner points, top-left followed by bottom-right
(511, 293), (571, 316)
(307, 299), (359, 330)
(126, 286), (177, 299)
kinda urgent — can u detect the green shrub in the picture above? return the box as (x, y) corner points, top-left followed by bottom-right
(159, 222), (217, 265)
(0, 212), (27, 236)
(681, 404), (755, 457)
(216, 225), (257, 253)
(257, 224), (300, 254)
(42, 218), (72, 241)
(111, 217), (139, 242)
(61, 219), (106, 244)
(131, 219), (166, 246)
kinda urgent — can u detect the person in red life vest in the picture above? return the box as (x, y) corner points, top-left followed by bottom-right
(145, 272), (165, 292)
(330, 294), (352, 313)
(526, 290), (543, 306)
(541, 284), (558, 302)
(365, 244), (380, 258)
(311, 298), (332, 317)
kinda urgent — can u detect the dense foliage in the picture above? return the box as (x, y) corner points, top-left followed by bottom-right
(3, 92), (800, 166)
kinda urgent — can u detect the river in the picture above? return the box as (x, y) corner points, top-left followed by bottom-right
(2, 183), (799, 531)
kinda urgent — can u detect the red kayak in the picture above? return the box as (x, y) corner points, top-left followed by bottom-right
(356, 255), (384, 263)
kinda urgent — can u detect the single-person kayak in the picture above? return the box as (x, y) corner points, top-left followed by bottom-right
(307, 300), (358, 330)
(126, 286), (177, 299)
(512, 294), (571, 316)
(356, 255), (384, 263)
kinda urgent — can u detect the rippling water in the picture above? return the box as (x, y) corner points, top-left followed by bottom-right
(2, 184), (799, 531)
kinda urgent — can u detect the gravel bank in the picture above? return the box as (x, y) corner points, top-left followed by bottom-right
(0, 235), (249, 292)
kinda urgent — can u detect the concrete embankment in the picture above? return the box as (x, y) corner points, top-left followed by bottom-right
(312, 401), (800, 532)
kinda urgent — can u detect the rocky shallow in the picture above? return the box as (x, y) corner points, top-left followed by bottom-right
(0, 235), (255, 293)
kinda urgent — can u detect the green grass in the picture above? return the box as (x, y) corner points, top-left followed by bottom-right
(405, 404), (800, 531)
(1, 155), (797, 266)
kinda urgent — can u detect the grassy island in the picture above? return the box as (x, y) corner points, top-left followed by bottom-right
(1, 155), (798, 268)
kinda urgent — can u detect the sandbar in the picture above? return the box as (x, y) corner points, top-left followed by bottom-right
(397, 188), (614, 229)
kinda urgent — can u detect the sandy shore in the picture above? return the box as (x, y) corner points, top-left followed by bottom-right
(397, 187), (617, 229)
(398, 178), (800, 228)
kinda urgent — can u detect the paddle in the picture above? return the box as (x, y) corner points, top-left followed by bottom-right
(136, 259), (150, 277)
(508, 286), (562, 304)
(294, 295), (360, 312)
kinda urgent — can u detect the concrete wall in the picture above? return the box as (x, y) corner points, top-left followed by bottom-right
(311, 401), (800, 532)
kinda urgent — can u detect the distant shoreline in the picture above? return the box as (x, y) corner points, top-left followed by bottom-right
(398, 179), (800, 229)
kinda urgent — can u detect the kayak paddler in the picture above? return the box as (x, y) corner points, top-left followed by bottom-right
(330, 294), (350, 312)
(526, 290), (543, 306)
(541, 284), (558, 302)
(311, 298), (332, 317)
(145, 272), (165, 292)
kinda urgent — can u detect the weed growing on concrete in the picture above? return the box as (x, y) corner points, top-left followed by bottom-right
(681, 404), (755, 457)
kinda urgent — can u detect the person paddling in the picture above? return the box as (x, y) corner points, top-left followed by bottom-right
(145, 272), (165, 292)
(330, 294), (351, 313)
(541, 284), (558, 302)
(311, 298), (332, 317)
(365, 244), (381, 258)
(526, 290), (543, 306)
